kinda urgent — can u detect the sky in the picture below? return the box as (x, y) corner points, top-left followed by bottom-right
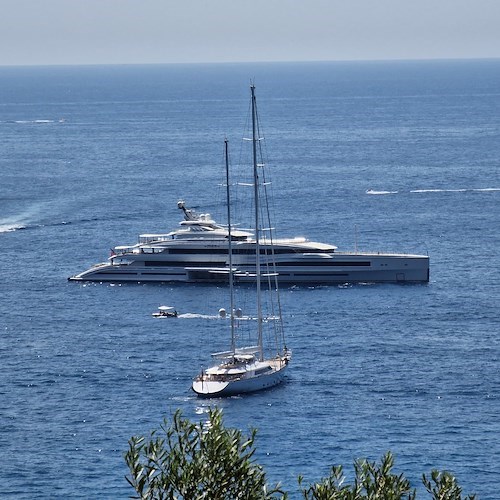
(1, 0), (499, 66)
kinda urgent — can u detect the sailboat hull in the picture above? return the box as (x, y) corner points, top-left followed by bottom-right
(192, 363), (288, 398)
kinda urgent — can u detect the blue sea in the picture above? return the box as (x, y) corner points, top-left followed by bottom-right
(1, 59), (499, 498)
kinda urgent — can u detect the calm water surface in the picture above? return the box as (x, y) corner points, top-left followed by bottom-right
(1, 60), (499, 498)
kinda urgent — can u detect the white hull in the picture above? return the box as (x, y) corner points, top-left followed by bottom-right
(69, 252), (429, 284)
(192, 359), (288, 398)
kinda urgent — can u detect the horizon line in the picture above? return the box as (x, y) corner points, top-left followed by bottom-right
(1, 56), (499, 69)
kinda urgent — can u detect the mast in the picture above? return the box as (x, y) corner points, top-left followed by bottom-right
(251, 84), (264, 362)
(225, 138), (236, 359)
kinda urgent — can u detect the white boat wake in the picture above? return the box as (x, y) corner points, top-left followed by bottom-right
(365, 189), (398, 195)
(158, 313), (259, 321)
(0, 222), (27, 233)
(0, 211), (35, 233)
(366, 187), (500, 196)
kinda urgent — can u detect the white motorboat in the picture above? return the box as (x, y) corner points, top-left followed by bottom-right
(192, 94), (290, 397)
(152, 306), (178, 318)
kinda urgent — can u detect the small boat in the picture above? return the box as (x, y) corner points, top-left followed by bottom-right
(192, 86), (291, 398)
(152, 306), (178, 318)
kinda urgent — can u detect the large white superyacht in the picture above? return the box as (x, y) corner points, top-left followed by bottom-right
(69, 200), (429, 285)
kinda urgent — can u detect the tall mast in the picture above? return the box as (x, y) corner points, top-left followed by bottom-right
(225, 138), (236, 359)
(251, 85), (263, 362)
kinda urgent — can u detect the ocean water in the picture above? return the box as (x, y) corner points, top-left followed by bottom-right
(1, 59), (500, 498)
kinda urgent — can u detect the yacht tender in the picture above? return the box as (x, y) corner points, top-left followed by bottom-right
(69, 200), (429, 285)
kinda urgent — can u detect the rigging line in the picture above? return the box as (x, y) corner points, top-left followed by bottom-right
(251, 84), (264, 363)
(258, 153), (285, 346)
(225, 138), (236, 359)
(252, 96), (286, 350)
(236, 93), (255, 232)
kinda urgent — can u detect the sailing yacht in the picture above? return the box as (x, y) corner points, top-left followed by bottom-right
(192, 89), (291, 397)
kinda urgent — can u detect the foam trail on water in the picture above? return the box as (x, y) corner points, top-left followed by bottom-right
(0, 210), (147, 234)
(411, 187), (500, 194)
(0, 222), (27, 233)
(0, 206), (42, 233)
(12, 119), (55, 124)
(366, 187), (500, 196)
(366, 189), (399, 195)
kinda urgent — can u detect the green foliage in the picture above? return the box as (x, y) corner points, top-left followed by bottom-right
(125, 409), (475, 499)
(422, 470), (476, 500)
(299, 453), (476, 500)
(298, 464), (349, 499)
(124, 408), (284, 499)
(299, 452), (415, 499)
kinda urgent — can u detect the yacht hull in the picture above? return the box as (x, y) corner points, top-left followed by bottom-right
(69, 253), (429, 284)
